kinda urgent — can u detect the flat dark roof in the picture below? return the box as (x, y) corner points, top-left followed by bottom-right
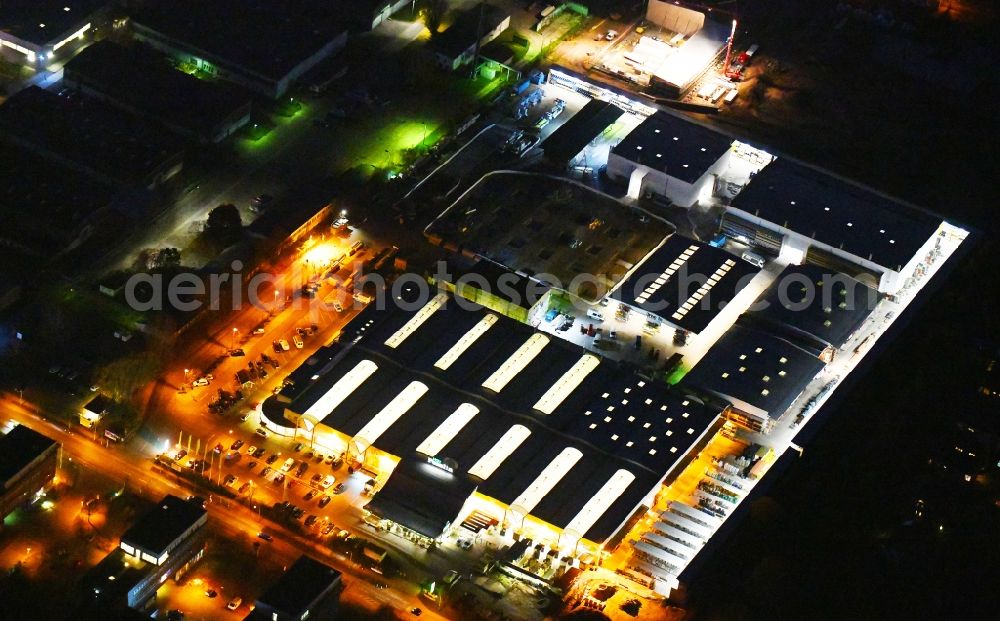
(256, 555), (340, 617)
(119, 495), (206, 557)
(731, 158), (941, 271)
(0, 425), (57, 487)
(612, 112), (732, 184)
(285, 282), (719, 542)
(0, 142), (114, 252)
(747, 263), (878, 350)
(0, 0), (106, 46)
(0, 86), (184, 186)
(683, 323), (825, 419)
(366, 458), (478, 538)
(80, 548), (148, 606)
(64, 40), (251, 138)
(133, 0), (347, 81)
(83, 394), (114, 415)
(543, 99), (625, 163)
(615, 234), (760, 333)
(432, 2), (508, 58)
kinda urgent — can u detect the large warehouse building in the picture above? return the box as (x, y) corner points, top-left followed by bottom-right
(723, 157), (947, 294)
(0, 0), (110, 69)
(606, 110), (948, 296)
(261, 282), (723, 555)
(131, 0), (348, 98)
(607, 111), (772, 207)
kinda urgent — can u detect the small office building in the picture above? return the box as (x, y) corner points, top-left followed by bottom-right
(0, 425), (59, 522)
(245, 556), (342, 621)
(84, 495), (208, 610)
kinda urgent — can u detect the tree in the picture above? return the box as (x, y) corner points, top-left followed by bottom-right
(206, 204), (242, 235)
(200, 204), (244, 253)
(422, 0), (450, 36)
(147, 247), (181, 271)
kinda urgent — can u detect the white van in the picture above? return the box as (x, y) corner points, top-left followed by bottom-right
(281, 457), (296, 472)
(586, 309), (605, 322)
(226, 596), (242, 611)
(322, 474), (336, 489)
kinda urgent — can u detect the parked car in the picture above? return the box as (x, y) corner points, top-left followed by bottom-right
(318, 495), (332, 508)
(278, 339), (290, 351)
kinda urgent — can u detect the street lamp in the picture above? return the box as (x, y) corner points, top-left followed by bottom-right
(231, 327), (239, 351)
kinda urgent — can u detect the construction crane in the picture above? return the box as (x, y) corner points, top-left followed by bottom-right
(722, 19), (742, 80)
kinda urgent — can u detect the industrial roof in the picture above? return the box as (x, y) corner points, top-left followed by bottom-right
(431, 2), (509, 59)
(543, 99), (625, 164)
(119, 495), (206, 557)
(0, 424), (57, 487)
(651, 18), (729, 91)
(132, 0), (347, 81)
(611, 111), (733, 184)
(683, 323), (825, 420)
(0, 0), (106, 46)
(64, 40), (251, 140)
(366, 458), (478, 538)
(615, 234), (760, 333)
(437, 258), (552, 309)
(426, 172), (673, 302)
(282, 282), (720, 542)
(747, 263), (878, 350)
(0, 142), (114, 253)
(730, 158), (941, 271)
(0, 86), (184, 186)
(255, 555), (340, 617)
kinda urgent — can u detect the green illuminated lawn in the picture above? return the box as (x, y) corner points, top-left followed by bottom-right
(274, 98), (304, 118)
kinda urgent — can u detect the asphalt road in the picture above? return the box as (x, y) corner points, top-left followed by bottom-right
(0, 391), (448, 620)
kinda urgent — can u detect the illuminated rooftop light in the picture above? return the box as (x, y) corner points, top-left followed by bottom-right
(482, 333), (549, 393)
(434, 314), (498, 370)
(353, 381), (428, 450)
(385, 293), (447, 348)
(672, 259), (735, 321)
(563, 469), (635, 538)
(510, 447), (582, 515)
(303, 359), (377, 419)
(533, 354), (600, 414)
(635, 244), (698, 304)
(415, 404), (479, 456)
(468, 424), (531, 479)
